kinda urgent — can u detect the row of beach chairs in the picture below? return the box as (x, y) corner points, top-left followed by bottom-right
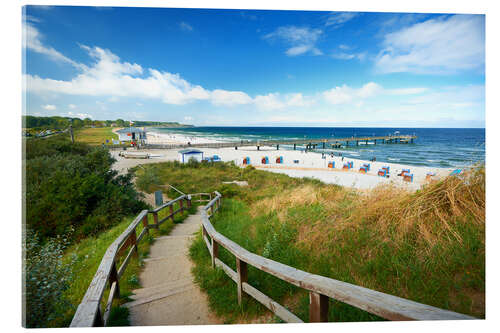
(242, 156), (284, 165)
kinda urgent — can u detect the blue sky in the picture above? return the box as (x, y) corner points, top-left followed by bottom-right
(23, 6), (485, 127)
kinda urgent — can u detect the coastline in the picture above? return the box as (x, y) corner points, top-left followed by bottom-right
(112, 142), (458, 191)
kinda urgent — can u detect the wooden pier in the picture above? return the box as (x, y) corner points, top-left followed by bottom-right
(142, 134), (417, 151)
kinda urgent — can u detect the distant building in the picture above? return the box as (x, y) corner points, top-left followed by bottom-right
(178, 149), (204, 163)
(116, 127), (147, 142)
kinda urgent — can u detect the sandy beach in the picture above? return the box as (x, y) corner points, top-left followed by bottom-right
(146, 130), (220, 145)
(112, 138), (454, 191)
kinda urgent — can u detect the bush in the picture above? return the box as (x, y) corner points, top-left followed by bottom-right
(24, 230), (75, 328)
(25, 137), (148, 241)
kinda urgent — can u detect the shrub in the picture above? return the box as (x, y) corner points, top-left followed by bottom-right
(25, 137), (148, 242)
(24, 230), (75, 328)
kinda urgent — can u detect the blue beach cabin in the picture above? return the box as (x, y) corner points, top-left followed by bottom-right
(178, 149), (204, 163)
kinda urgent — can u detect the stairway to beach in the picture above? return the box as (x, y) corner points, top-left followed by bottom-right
(124, 208), (220, 326)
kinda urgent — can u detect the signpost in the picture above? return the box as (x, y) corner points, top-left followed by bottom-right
(154, 191), (163, 207)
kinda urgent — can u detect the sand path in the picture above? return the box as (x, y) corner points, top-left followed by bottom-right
(125, 208), (221, 326)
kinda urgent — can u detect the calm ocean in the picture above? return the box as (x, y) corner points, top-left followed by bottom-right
(152, 127), (485, 168)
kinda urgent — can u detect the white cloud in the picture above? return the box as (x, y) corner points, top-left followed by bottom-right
(254, 93), (286, 110)
(26, 46), (220, 105)
(264, 26), (323, 56)
(66, 111), (93, 119)
(323, 82), (382, 104)
(254, 92), (315, 110)
(375, 15), (485, 74)
(357, 82), (382, 98)
(42, 104), (56, 110)
(325, 12), (358, 28)
(331, 52), (366, 61)
(286, 93), (314, 107)
(406, 85), (484, 108)
(179, 22), (193, 31)
(211, 90), (252, 106)
(68, 104), (76, 109)
(386, 87), (428, 95)
(23, 22), (81, 68)
(184, 116), (193, 121)
(339, 44), (350, 50)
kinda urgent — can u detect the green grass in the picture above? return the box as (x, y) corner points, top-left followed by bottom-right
(74, 127), (118, 146)
(134, 161), (485, 323)
(51, 201), (198, 327)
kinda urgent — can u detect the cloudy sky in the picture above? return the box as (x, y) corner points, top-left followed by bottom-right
(23, 6), (485, 127)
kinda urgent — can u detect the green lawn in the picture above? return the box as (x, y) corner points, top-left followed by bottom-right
(74, 127), (118, 146)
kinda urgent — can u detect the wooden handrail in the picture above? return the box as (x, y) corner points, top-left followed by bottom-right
(70, 210), (148, 327)
(70, 193), (193, 327)
(168, 184), (186, 196)
(201, 191), (475, 322)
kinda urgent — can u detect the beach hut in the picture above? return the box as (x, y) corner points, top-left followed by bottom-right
(276, 156), (283, 164)
(178, 149), (204, 163)
(116, 127), (147, 142)
(242, 156), (251, 165)
(261, 156), (269, 164)
(328, 161), (335, 168)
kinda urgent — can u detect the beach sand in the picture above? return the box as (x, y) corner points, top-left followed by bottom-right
(112, 141), (453, 191)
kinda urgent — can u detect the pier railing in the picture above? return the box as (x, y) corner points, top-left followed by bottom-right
(70, 193), (192, 327)
(141, 135), (417, 150)
(201, 191), (475, 323)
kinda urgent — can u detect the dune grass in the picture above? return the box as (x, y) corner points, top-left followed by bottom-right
(74, 127), (118, 146)
(134, 161), (485, 323)
(51, 199), (197, 327)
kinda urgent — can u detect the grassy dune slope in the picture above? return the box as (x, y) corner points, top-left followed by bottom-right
(134, 161), (485, 323)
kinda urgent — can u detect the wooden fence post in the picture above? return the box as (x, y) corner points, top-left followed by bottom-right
(309, 292), (329, 322)
(93, 306), (104, 327)
(109, 262), (120, 299)
(142, 214), (149, 235)
(130, 230), (138, 257)
(180, 199), (184, 212)
(153, 212), (159, 229)
(170, 205), (174, 223)
(236, 258), (248, 305)
(211, 239), (219, 268)
(187, 196), (192, 209)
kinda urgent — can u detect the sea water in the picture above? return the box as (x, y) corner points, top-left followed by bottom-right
(150, 127), (485, 168)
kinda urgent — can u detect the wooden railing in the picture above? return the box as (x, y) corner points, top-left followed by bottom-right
(201, 191), (475, 323)
(70, 193), (192, 327)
